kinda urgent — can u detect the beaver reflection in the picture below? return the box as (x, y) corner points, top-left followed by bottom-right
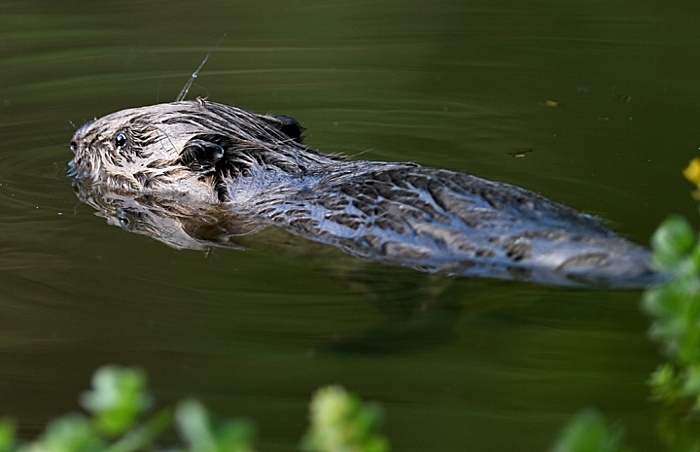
(69, 99), (659, 288)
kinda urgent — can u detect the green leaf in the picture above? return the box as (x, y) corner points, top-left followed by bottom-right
(105, 409), (173, 452)
(649, 364), (684, 404)
(681, 365), (700, 400)
(651, 215), (696, 271)
(23, 414), (104, 452)
(302, 386), (388, 452)
(176, 399), (217, 452)
(176, 399), (256, 452)
(550, 409), (627, 452)
(642, 283), (684, 320)
(80, 366), (151, 436)
(0, 419), (16, 452)
(212, 419), (256, 452)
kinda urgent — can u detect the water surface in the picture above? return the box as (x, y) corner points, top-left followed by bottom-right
(2, 1), (700, 450)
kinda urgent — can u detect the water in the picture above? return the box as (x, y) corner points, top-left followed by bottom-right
(2, 0), (700, 450)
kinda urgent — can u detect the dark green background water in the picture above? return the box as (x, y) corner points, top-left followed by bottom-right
(2, 1), (700, 450)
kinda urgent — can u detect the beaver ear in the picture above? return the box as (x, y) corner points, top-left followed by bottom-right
(259, 114), (305, 143)
(179, 134), (229, 170)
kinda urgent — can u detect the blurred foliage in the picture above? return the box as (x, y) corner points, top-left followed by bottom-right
(0, 366), (386, 452)
(175, 399), (255, 452)
(302, 386), (388, 452)
(551, 158), (700, 452)
(80, 366), (152, 437)
(643, 215), (700, 412)
(550, 409), (629, 452)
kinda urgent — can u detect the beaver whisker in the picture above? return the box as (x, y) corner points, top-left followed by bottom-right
(175, 34), (226, 103)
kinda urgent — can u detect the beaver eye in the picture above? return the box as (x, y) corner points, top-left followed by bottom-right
(119, 216), (130, 228)
(114, 131), (128, 149)
(117, 208), (135, 229)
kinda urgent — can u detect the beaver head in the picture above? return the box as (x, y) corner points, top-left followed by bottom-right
(69, 100), (337, 202)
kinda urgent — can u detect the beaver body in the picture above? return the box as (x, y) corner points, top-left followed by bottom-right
(69, 100), (659, 288)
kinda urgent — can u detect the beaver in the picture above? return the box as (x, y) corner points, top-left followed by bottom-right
(68, 99), (660, 288)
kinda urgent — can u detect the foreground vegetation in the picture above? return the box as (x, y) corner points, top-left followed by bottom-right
(0, 367), (387, 452)
(551, 213), (700, 452)
(550, 162), (700, 452)
(3, 163), (700, 451)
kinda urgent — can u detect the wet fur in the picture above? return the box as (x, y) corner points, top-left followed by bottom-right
(69, 99), (660, 288)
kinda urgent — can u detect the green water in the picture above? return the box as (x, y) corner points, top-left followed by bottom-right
(2, 0), (700, 450)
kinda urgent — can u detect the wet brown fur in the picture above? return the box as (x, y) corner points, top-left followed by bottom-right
(69, 99), (661, 288)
